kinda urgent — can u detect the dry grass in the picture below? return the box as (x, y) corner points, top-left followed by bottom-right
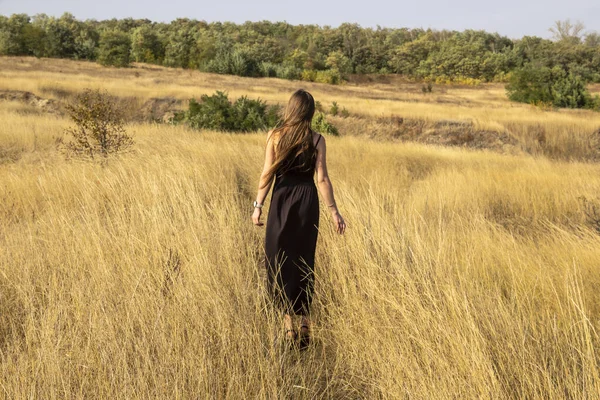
(2, 57), (599, 161)
(2, 57), (600, 398)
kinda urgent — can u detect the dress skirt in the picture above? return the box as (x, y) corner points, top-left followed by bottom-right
(264, 176), (319, 316)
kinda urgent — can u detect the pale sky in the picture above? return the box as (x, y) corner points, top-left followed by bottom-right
(0, 0), (598, 39)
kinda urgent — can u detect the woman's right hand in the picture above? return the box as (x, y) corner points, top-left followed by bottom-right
(332, 211), (346, 234)
(252, 207), (263, 226)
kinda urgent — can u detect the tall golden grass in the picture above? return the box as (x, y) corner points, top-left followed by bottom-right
(1, 57), (600, 398)
(3, 57), (600, 161)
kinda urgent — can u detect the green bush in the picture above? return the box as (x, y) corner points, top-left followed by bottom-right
(315, 69), (342, 84)
(301, 69), (317, 82)
(327, 101), (349, 117)
(552, 73), (598, 109)
(506, 66), (558, 105)
(259, 62), (278, 77)
(205, 49), (260, 77)
(329, 101), (339, 116)
(312, 112), (339, 136)
(300, 68), (342, 84)
(176, 91), (339, 134)
(274, 63), (302, 80)
(177, 91), (280, 132)
(506, 65), (599, 109)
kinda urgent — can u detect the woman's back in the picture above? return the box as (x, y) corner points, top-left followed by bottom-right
(274, 133), (321, 187)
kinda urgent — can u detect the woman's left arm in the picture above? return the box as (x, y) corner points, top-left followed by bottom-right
(252, 130), (275, 226)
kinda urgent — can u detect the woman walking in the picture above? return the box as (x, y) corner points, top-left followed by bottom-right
(252, 89), (346, 349)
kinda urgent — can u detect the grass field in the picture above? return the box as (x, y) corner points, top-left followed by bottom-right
(2, 57), (600, 398)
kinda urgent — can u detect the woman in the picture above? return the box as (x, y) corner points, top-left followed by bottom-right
(252, 89), (346, 349)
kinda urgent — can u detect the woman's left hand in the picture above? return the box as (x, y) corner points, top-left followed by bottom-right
(252, 207), (263, 226)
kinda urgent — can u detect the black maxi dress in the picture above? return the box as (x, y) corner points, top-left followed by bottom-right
(264, 134), (322, 316)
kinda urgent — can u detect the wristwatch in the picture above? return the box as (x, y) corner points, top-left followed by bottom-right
(253, 201), (264, 208)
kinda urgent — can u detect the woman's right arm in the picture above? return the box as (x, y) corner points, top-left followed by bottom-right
(315, 136), (346, 235)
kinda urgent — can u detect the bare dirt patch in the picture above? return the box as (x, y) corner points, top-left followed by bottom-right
(0, 90), (60, 114)
(332, 115), (521, 154)
(139, 97), (183, 123)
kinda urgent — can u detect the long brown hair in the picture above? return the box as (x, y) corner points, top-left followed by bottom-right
(260, 89), (317, 188)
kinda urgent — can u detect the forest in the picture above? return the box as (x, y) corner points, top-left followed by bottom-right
(1, 13), (599, 85)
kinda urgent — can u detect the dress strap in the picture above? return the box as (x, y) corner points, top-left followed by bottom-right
(315, 134), (322, 147)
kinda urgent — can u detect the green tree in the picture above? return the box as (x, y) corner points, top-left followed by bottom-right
(163, 19), (197, 68)
(131, 25), (164, 63)
(41, 13), (80, 58)
(325, 50), (352, 74)
(22, 23), (46, 57)
(74, 25), (99, 60)
(389, 32), (438, 76)
(585, 32), (600, 48)
(0, 14), (31, 55)
(97, 30), (131, 67)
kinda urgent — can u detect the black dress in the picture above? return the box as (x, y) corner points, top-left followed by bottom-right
(264, 134), (322, 316)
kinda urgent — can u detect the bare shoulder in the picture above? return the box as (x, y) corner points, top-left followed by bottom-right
(267, 129), (280, 145)
(313, 131), (326, 149)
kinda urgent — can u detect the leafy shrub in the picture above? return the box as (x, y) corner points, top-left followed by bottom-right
(232, 96), (277, 132)
(327, 101), (349, 117)
(300, 69), (342, 84)
(274, 64), (302, 80)
(552, 73), (598, 109)
(57, 88), (134, 159)
(507, 65), (599, 109)
(506, 66), (560, 105)
(177, 91), (339, 134)
(177, 91), (280, 132)
(258, 62), (303, 80)
(315, 69), (342, 84)
(312, 112), (339, 136)
(259, 62), (278, 77)
(205, 49), (260, 77)
(301, 69), (317, 82)
(329, 101), (339, 116)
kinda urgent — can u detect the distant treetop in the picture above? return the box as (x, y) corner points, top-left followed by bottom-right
(0, 14), (599, 86)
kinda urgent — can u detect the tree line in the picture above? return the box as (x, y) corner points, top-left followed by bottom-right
(1, 13), (599, 86)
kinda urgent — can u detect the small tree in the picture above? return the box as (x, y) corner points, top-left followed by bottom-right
(131, 26), (164, 63)
(58, 89), (134, 159)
